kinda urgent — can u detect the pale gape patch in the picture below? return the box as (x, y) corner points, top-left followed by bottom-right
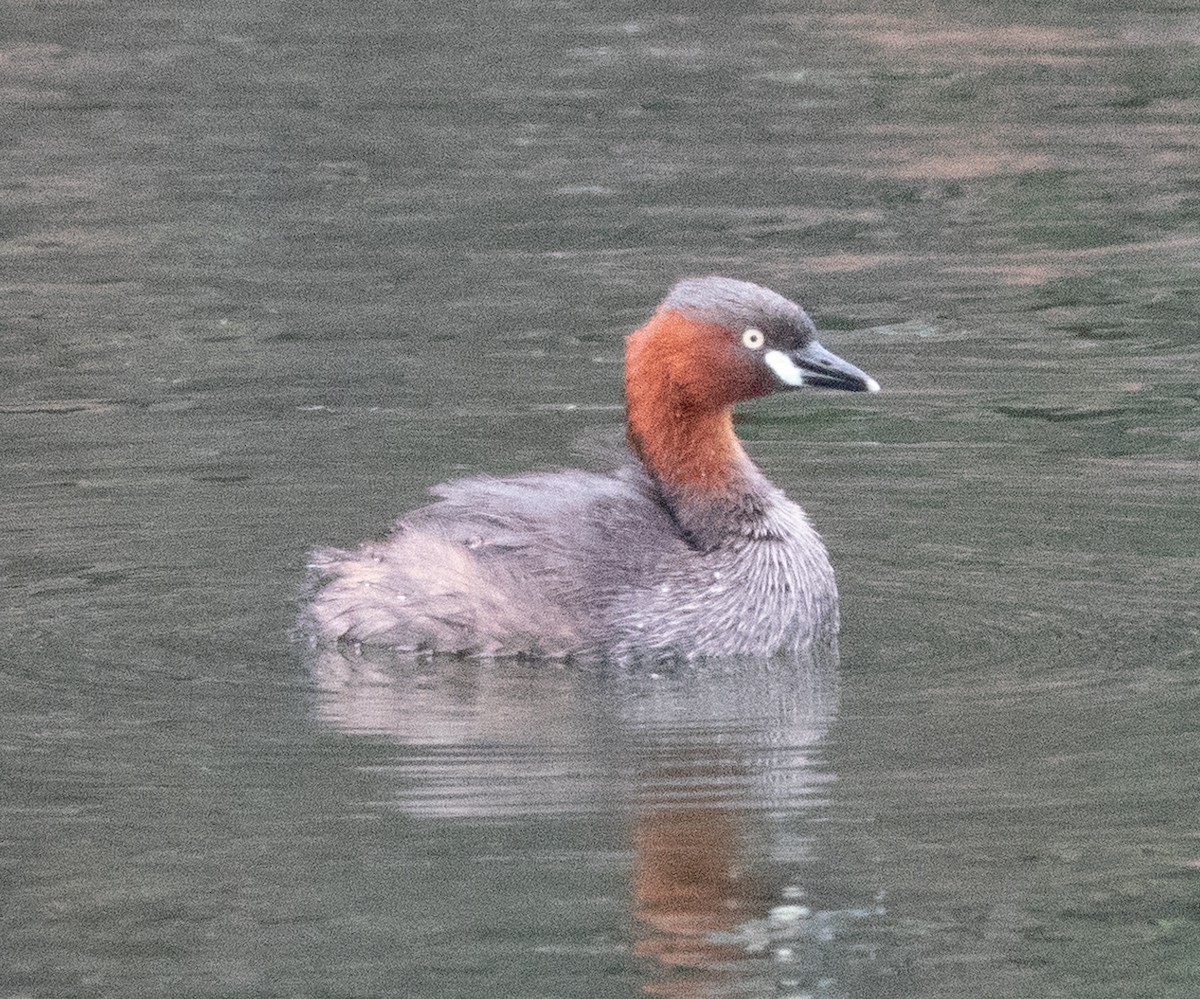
(763, 349), (806, 386)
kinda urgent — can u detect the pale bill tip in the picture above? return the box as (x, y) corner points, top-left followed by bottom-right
(864, 375), (881, 394)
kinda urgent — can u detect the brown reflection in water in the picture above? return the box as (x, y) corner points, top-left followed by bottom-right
(634, 806), (746, 966)
(632, 762), (761, 997)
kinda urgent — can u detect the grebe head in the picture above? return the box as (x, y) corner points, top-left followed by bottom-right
(624, 276), (879, 494)
(652, 275), (880, 404)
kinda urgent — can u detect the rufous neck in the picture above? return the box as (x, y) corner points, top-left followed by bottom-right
(626, 393), (750, 494)
(625, 313), (768, 548)
(625, 313), (754, 489)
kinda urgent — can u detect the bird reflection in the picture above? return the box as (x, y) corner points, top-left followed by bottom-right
(633, 801), (750, 990)
(308, 642), (840, 994)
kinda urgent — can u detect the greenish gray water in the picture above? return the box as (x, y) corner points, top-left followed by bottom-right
(2, 2), (1198, 997)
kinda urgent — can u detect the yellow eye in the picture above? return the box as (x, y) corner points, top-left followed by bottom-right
(742, 328), (764, 350)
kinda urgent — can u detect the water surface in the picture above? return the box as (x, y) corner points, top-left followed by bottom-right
(2, 2), (1198, 997)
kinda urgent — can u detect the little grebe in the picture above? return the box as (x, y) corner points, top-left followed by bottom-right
(307, 276), (879, 660)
